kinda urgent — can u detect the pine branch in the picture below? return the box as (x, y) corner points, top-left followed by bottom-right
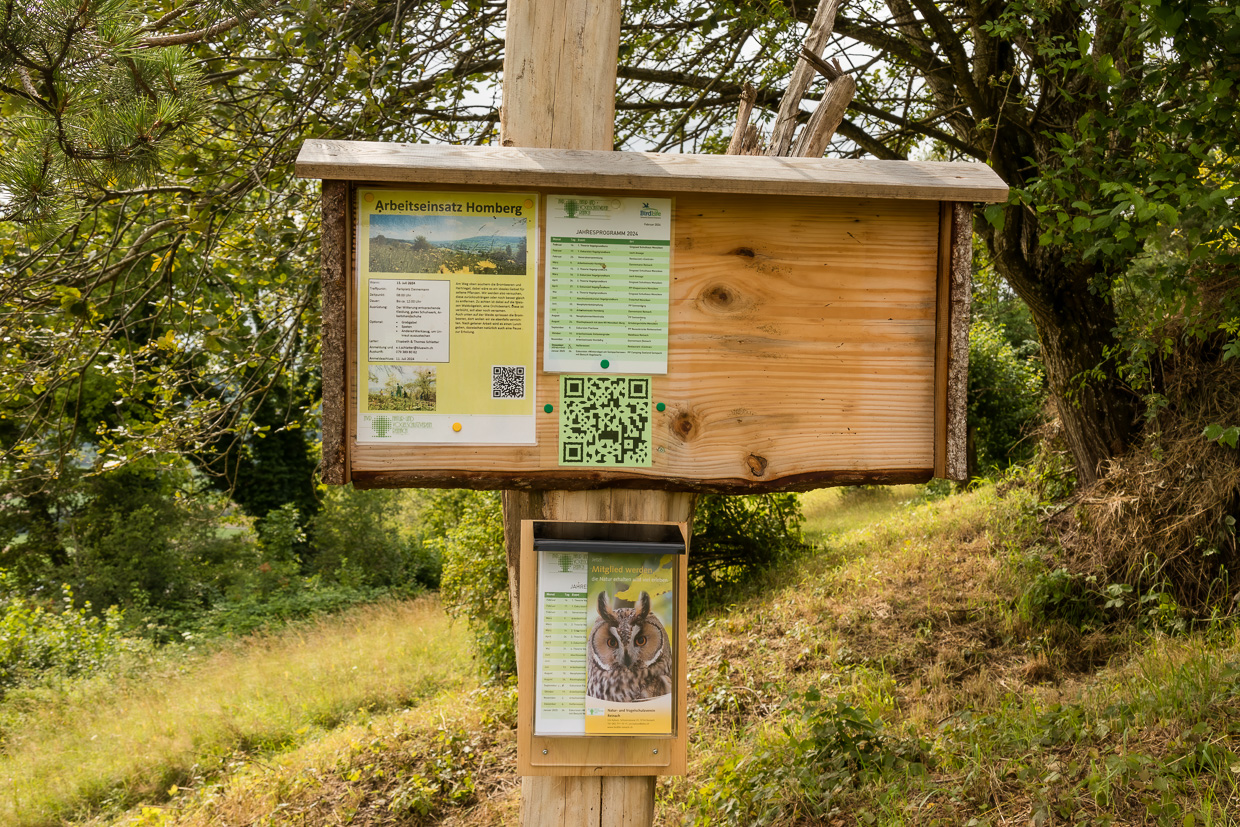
(139, 0), (274, 47)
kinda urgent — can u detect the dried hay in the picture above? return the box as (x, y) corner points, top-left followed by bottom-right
(1057, 333), (1240, 613)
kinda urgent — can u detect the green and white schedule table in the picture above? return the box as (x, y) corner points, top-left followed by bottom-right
(534, 551), (589, 736)
(544, 196), (671, 374)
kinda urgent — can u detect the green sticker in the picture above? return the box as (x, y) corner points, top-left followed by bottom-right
(558, 375), (653, 467)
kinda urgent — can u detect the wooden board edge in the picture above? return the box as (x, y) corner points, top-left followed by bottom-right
(294, 142), (1011, 203)
(320, 180), (349, 485)
(516, 519), (538, 776)
(349, 468), (934, 493)
(670, 525), (689, 776)
(946, 203), (973, 481)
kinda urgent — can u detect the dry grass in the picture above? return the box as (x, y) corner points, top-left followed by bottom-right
(2, 597), (471, 827)
(1057, 337), (1240, 612)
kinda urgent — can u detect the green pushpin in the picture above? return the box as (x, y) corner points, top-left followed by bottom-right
(600, 359), (610, 369)
(656, 402), (666, 412)
(544, 404), (554, 413)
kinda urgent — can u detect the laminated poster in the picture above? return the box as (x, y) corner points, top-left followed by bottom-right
(544, 196), (672, 374)
(356, 189), (537, 444)
(534, 549), (675, 737)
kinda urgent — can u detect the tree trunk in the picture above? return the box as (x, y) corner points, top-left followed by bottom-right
(981, 210), (1140, 485)
(1027, 278), (1138, 484)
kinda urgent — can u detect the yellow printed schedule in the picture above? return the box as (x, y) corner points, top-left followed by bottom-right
(356, 189), (538, 444)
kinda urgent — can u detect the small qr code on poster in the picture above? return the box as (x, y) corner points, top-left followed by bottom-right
(492, 365), (526, 399)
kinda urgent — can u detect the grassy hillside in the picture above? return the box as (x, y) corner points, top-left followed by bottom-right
(0, 599), (471, 827)
(11, 486), (1238, 826)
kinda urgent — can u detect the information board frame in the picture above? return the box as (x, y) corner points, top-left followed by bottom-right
(299, 141), (1006, 492)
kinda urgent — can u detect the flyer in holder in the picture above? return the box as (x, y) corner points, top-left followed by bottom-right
(544, 196), (672, 374)
(533, 549), (675, 737)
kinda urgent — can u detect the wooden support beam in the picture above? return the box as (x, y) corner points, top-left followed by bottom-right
(501, 2), (679, 824)
(500, 0), (623, 150)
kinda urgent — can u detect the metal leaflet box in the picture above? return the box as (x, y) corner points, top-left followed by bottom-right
(517, 520), (689, 776)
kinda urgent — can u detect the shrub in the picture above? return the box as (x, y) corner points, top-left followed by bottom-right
(0, 573), (137, 693)
(968, 320), (1046, 473)
(435, 492), (513, 681)
(65, 462), (257, 618)
(310, 485), (438, 588)
(690, 493), (807, 594)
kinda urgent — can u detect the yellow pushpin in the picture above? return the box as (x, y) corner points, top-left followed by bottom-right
(452, 422), (462, 432)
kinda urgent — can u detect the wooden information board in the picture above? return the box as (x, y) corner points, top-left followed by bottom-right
(296, 141), (1008, 493)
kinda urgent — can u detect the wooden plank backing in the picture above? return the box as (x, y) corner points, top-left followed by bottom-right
(348, 189), (942, 493)
(296, 141), (1009, 203)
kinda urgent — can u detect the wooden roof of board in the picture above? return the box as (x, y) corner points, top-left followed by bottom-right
(295, 140), (1009, 203)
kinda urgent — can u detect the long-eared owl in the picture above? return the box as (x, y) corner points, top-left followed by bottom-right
(586, 590), (673, 702)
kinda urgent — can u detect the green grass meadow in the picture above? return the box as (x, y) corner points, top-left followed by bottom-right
(6, 487), (1240, 826)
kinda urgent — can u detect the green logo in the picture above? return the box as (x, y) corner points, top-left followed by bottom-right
(557, 554), (575, 573)
(563, 199), (579, 218)
(372, 416), (392, 438)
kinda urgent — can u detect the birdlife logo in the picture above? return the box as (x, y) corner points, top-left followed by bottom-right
(640, 202), (662, 218)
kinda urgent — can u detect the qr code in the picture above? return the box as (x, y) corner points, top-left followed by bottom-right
(492, 365), (526, 399)
(559, 376), (652, 467)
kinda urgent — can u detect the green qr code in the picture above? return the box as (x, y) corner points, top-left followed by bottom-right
(558, 375), (653, 467)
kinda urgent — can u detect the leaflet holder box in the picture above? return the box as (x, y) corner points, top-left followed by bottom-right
(517, 519), (689, 776)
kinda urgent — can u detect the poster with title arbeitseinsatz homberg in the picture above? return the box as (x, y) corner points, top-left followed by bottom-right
(356, 189), (537, 445)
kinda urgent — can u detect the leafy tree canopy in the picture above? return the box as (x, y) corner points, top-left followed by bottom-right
(0, 0), (1236, 495)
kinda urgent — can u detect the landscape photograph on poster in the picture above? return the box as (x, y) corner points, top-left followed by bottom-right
(369, 213), (528, 275)
(367, 364), (437, 411)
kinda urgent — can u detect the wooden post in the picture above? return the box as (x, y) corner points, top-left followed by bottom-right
(500, 2), (689, 825)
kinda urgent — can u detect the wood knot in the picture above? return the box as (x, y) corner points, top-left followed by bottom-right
(729, 246), (756, 258)
(671, 412), (698, 441)
(745, 454), (769, 477)
(701, 284), (735, 310)
(697, 281), (758, 317)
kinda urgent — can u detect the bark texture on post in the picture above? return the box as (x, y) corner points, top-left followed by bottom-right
(946, 202), (972, 482)
(320, 179), (350, 485)
(501, 2), (676, 824)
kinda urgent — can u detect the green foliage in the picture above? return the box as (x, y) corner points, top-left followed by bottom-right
(0, 573), (136, 694)
(0, 0), (211, 225)
(691, 691), (927, 825)
(311, 485), (438, 589)
(435, 491), (513, 682)
(968, 320), (1046, 472)
(690, 493), (807, 595)
(57, 462), (257, 617)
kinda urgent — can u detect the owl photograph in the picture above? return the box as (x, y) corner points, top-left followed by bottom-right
(587, 589), (673, 703)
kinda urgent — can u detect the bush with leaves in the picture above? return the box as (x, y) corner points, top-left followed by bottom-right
(968, 320), (1046, 474)
(310, 485), (438, 589)
(435, 491), (513, 682)
(690, 493), (807, 591)
(0, 573), (138, 693)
